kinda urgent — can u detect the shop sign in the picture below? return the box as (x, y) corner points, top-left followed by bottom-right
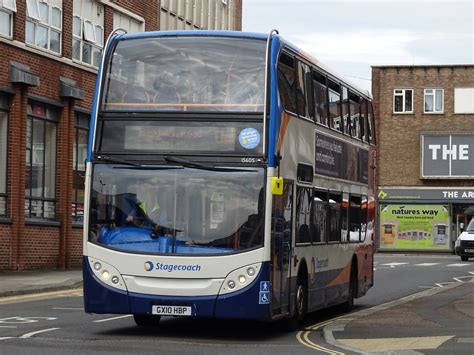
(421, 133), (474, 178)
(379, 204), (451, 251)
(378, 188), (474, 202)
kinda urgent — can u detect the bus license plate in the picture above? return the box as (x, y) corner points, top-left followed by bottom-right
(152, 305), (192, 316)
(465, 249), (474, 253)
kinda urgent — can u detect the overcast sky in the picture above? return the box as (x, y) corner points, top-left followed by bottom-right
(242, 0), (474, 92)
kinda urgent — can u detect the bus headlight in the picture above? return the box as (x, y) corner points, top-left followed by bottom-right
(219, 263), (261, 295)
(88, 257), (127, 291)
(93, 262), (102, 271)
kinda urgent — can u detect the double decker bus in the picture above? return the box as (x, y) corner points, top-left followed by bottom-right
(83, 30), (376, 328)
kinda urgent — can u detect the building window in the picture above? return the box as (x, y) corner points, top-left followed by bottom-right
(454, 88), (474, 114)
(0, 95), (9, 216)
(113, 11), (143, 34)
(0, 0), (16, 38)
(25, 103), (58, 220)
(393, 88), (413, 113)
(25, 0), (62, 54)
(73, 0), (104, 67)
(424, 88), (443, 113)
(72, 112), (89, 223)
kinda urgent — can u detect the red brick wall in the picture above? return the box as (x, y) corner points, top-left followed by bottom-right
(21, 226), (60, 270)
(0, 224), (11, 269)
(372, 66), (474, 188)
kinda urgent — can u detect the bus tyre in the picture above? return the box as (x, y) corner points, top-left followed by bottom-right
(341, 266), (357, 312)
(461, 256), (468, 262)
(133, 314), (161, 327)
(281, 275), (308, 331)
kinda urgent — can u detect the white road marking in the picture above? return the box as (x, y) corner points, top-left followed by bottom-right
(447, 263), (469, 267)
(19, 328), (60, 338)
(0, 316), (56, 324)
(93, 314), (132, 323)
(415, 263), (440, 266)
(0, 337), (14, 341)
(453, 276), (474, 282)
(380, 262), (408, 267)
(435, 282), (455, 288)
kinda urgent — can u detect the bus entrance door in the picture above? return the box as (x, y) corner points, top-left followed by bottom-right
(271, 182), (293, 317)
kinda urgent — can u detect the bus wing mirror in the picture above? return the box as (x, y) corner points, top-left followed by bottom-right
(271, 177), (283, 195)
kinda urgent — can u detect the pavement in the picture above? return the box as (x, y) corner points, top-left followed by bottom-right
(0, 269), (83, 297)
(326, 281), (474, 354)
(0, 268), (472, 353)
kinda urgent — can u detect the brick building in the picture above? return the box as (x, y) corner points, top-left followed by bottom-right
(0, 0), (243, 271)
(372, 65), (474, 252)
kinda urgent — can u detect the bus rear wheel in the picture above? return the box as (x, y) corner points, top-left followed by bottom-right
(341, 266), (357, 312)
(461, 256), (469, 262)
(133, 314), (161, 327)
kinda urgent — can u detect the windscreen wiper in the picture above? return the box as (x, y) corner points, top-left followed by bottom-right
(96, 155), (142, 167)
(164, 156), (217, 170)
(163, 156), (258, 172)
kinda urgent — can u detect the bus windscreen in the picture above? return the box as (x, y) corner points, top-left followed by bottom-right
(102, 36), (266, 112)
(89, 164), (265, 255)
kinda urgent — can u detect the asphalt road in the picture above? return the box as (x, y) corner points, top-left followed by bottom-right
(0, 254), (473, 355)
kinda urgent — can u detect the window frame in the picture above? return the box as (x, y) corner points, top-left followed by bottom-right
(72, 111), (89, 224)
(72, 0), (104, 68)
(393, 88), (414, 114)
(25, 102), (59, 220)
(0, 98), (9, 217)
(25, 0), (62, 55)
(424, 88), (444, 114)
(0, 5), (14, 39)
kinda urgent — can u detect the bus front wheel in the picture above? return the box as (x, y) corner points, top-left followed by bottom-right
(133, 314), (161, 327)
(280, 273), (308, 331)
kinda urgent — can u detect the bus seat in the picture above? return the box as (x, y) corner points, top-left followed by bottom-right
(122, 86), (150, 104)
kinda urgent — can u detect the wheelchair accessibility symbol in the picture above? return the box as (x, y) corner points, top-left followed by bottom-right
(259, 291), (270, 304)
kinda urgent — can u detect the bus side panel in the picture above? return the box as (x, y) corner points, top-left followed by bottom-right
(214, 261), (272, 321)
(83, 257), (131, 314)
(356, 244), (374, 298)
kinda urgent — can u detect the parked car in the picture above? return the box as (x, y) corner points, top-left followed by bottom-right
(455, 219), (474, 261)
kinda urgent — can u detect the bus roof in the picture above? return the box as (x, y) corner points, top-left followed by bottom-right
(117, 30), (268, 41)
(112, 30), (371, 98)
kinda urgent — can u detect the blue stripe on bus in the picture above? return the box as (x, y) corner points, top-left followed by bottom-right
(83, 256), (272, 321)
(87, 49), (105, 162)
(267, 35), (282, 167)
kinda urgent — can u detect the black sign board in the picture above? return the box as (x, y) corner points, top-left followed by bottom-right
(315, 132), (368, 184)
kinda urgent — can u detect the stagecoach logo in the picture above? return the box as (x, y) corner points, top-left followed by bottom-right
(239, 128), (260, 149)
(143, 261), (202, 273)
(144, 261), (154, 272)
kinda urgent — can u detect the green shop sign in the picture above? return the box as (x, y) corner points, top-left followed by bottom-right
(379, 204), (451, 250)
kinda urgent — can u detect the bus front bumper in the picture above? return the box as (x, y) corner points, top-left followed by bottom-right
(83, 257), (272, 321)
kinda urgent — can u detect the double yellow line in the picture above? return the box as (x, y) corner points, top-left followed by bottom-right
(296, 316), (346, 354)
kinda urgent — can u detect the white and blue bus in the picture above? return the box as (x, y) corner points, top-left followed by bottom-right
(83, 30), (376, 327)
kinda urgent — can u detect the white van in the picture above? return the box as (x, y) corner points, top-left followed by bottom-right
(455, 219), (474, 261)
